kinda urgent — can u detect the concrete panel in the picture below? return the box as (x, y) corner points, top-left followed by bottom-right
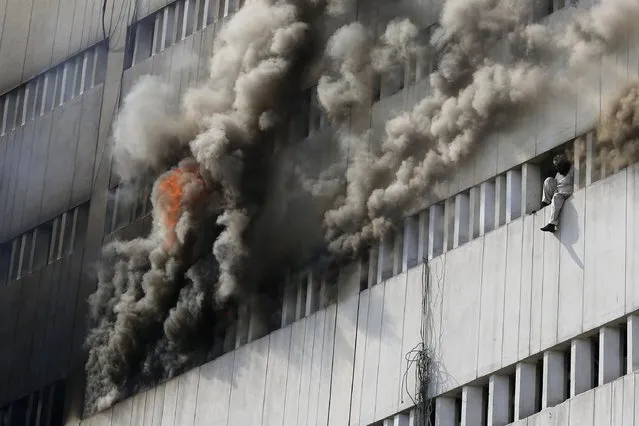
(21, 0), (57, 81)
(7, 272), (42, 397)
(165, 368), (195, 426)
(627, 164), (639, 313)
(0, 131), (19, 240)
(529, 212), (546, 355)
(296, 314), (317, 426)
(152, 48), (173, 79)
(151, 384), (166, 426)
(594, 383), (613, 426)
(583, 172), (627, 330)
(478, 227), (507, 376)
(497, 114), (536, 174)
(283, 319), (305, 426)
(399, 266), (425, 411)
(574, 54), (600, 136)
(0, 0), (31, 93)
(503, 220), (523, 366)
(0, 282), (22, 404)
(375, 273), (408, 419)
(141, 384), (157, 426)
(111, 396), (133, 426)
(22, 113), (53, 231)
(349, 290), (370, 426)
(28, 260), (59, 389)
(305, 309), (327, 426)
(622, 374), (634, 425)
(9, 121), (35, 235)
(557, 190), (585, 342)
(81, 0), (98, 47)
(440, 239), (482, 388)
(328, 286), (359, 425)
(316, 304), (337, 426)
(518, 214), (535, 360)
(541, 207), (560, 349)
(42, 97), (83, 219)
(160, 377), (179, 426)
(569, 389), (594, 426)
(194, 351), (234, 426)
(52, 0), (78, 63)
(0, 134), (12, 234)
(68, 0), (89, 55)
(474, 134), (499, 184)
(262, 327), (292, 426)
(70, 87), (103, 206)
(611, 377), (624, 426)
(130, 390), (148, 426)
(535, 58), (576, 154)
(227, 336), (269, 426)
(358, 282), (384, 426)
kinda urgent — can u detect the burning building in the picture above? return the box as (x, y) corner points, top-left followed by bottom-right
(1, 0), (639, 425)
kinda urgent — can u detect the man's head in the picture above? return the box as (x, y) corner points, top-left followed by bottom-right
(552, 154), (567, 167)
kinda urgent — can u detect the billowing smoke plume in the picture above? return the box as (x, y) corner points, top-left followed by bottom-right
(597, 81), (639, 170)
(87, 0), (639, 413)
(86, 0), (332, 412)
(320, 0), (639, 256)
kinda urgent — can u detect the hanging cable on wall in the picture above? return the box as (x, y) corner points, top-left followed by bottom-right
(401, 257), (438, 425)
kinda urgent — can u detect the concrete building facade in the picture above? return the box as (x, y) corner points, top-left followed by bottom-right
(0, 0), (638, 425)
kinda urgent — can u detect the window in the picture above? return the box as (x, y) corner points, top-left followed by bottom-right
(32, 221), (53, 271)
(0, 380), (65, 426)
(0, 241), (11, 287)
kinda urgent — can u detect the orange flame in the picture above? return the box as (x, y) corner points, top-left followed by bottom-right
(157, 168), (185, 251)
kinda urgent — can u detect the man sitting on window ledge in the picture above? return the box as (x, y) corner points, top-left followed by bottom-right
(540, 154), (574, 233)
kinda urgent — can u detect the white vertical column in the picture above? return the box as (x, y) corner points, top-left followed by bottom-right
(627, 315), (639, 373)
(488, 375), (511, 426)
(428, 205), (444, 259)
(295, 274), (307, 320)
(393, 413), (410, 426)
(480, 181), (495, 236)
(281, 275), (297, 327)
(571, 338), (594, 396)
(515, 362), (538, 420)
(235, 303), (249, 348)
(469, 186), (481, 239)
(585, 131), (598, 185)
(573, 137), (586, 190)
(377, 234), (394, 283)
(454, 192), (470, 248)
(461, 386), (485, 426)
(494, 174), (507, 227)
(403, 215), (419, 271)
(368, 246), (378, 288)
(418, 210), (429, 262)
(435, 397), (456, 426)
(521, 164), (542, 215)
(443, 198), (455, 252)
(305, 270), (319, 316)
(543, 351), (567, 409)
(599, 327), (622, 385)
(393, 228), (403, 275)
(248, 298), (267, 342)
(506, 169), (522, 222)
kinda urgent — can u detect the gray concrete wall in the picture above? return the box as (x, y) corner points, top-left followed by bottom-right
(511, 372), (637, 426)
(73, 161), (639, 426)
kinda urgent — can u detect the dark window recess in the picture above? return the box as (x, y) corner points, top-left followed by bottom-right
(0, 380), (65, 426)
(114, 186), (134, 231)
(535, 359), (544, 413)
(8, 239), (20, 282)
(33, 221), (53, 271)
(18, 233), (33, 278)
(359, 251), (370, 291)
(104, 190), (116, 235)
(0, 241), (11, 287)
(57, 212), (75, 258)
(73, 203), (90, 251)
(591, 333), (600, 388)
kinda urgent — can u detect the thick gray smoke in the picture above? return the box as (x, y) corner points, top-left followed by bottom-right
(86, 0), (338, 413)
(87, 0), (639, 414)
(320, 0), (639, 256)
(597, 81), (639, 170)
